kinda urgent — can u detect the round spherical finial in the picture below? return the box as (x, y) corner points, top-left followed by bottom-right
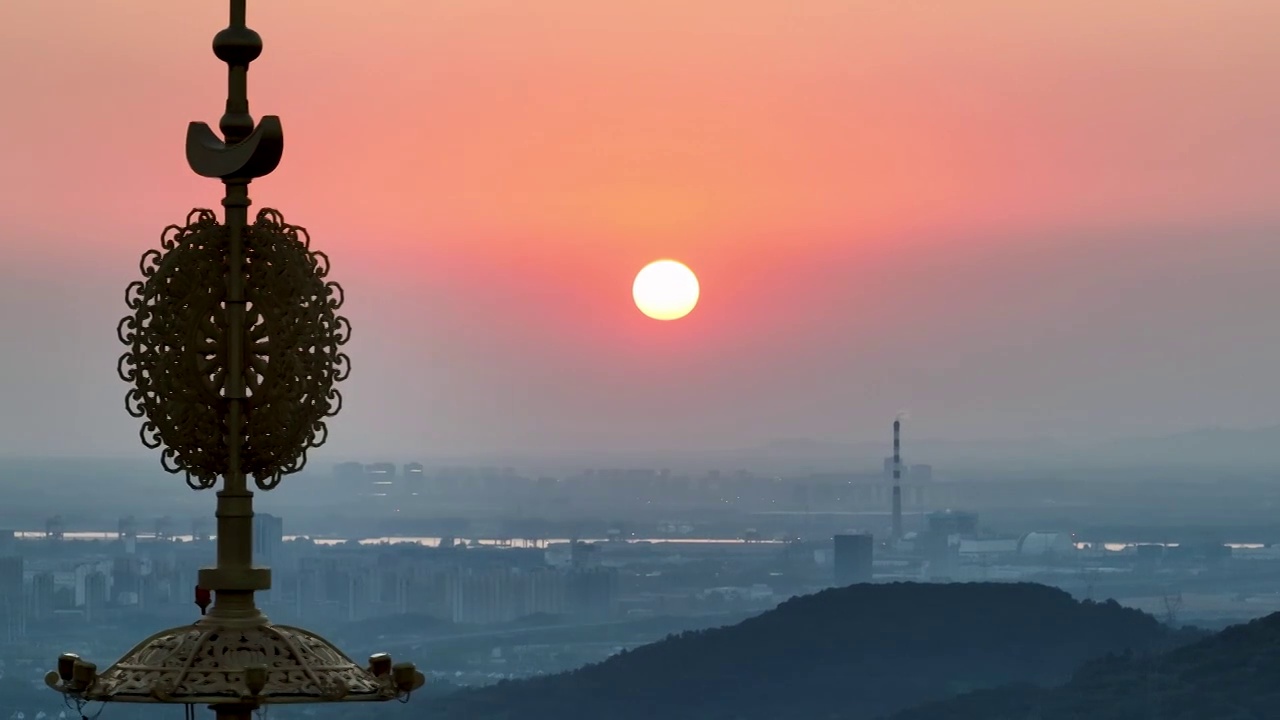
(212, 26), (263, 66)
(219, 112), (255, 143)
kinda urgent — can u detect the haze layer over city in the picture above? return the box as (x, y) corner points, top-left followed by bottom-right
(2, 2), (1280, 720)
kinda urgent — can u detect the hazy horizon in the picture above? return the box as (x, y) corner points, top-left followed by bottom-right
(5, 423), (1280, 476)
(3, 1), (1280, 459)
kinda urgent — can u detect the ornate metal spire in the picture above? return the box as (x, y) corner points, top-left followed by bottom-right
(47, 1), (423, 716)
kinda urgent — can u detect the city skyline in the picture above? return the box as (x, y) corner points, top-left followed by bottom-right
(3, 0), (1280, 458)
(0, 2), (1277, 716)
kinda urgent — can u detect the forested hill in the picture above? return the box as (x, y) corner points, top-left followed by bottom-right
(431, 582), (1191, 720)
(889, 610), (1280, 720)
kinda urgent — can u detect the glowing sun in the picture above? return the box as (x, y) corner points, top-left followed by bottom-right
(633, 259), (700, 321)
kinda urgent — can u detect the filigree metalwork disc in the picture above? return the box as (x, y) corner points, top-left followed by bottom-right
(118, 208), (351, 489)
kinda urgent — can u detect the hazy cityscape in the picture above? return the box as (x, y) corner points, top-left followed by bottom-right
(5, 434), (1280, 706)
(5, 0), (1280, 719)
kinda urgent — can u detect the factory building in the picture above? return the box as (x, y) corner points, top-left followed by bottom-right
(833, 533), (874, 585)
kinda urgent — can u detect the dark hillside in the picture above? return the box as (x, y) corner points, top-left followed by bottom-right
(890, 611), (1280, 720)
(431, 582), (1187, 720)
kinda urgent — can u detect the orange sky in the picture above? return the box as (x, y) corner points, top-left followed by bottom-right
(2, 1), (1280, 458)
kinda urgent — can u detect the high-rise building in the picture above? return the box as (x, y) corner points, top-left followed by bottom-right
(833, 533), (873, 585)
(403, 463), (425, 496)
(447, 568), (521, 625)
(83, 571), (109, 622)
(920, 533), (959, 580)
(112, 556), (142, 606)
(927, 510), (978, 537)
(566, 567), (618, 621)
(192, 516), (213, 542)
(921, 511), (974, 581)
(526, 568), (567, 616)
(0, 556), (22, 594)
(0, 555), (24, 641)
(118, 516), (138, 554)
(333, 462), (365, 497)
(28, 572), (55, 620)
(254, 513), (285, 566)
(365, 462), (396, 496)
(155, 515), (177, 541)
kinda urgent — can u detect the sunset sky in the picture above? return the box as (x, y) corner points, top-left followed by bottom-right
(2, 0), (1279, 460)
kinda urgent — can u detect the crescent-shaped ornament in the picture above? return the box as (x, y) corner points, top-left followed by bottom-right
(185, 116), (284, 179)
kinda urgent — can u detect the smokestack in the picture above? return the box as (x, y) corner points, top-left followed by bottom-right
(892, 419), (903, 542)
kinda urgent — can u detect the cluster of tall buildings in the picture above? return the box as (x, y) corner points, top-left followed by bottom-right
(0, 514), (286, 639)
(446, 566), (618, 624)
(0, 539), (189, 640)
(326, 462), (949, 513)
(0, 517), (622, 634)
(332, 462), (426, 498)
(277, 545), (619, 625)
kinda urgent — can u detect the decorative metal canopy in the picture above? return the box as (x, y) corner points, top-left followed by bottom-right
(49, 625), (410, 705)
(46, 1), (423, 716)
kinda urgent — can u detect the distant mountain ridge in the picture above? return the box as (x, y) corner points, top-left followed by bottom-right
(428, 582), (1195, 720)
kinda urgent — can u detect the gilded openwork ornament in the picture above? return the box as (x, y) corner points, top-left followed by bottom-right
(51, 1), (425, 715)
(117, 208), (351, 490)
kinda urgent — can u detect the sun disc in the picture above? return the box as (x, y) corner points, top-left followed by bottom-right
(633, 260), (699, 321)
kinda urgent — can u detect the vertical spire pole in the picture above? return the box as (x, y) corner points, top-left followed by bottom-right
(50, 0), (424, 713)
(197, 0), (271, 626)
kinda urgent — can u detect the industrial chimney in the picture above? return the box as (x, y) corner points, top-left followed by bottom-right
(892, 420), (903, 542)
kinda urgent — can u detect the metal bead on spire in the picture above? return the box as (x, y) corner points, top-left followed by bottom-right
(49, 1), (422, 715)
(188, 0), (281, 180)
(212, 26), (262, 140)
